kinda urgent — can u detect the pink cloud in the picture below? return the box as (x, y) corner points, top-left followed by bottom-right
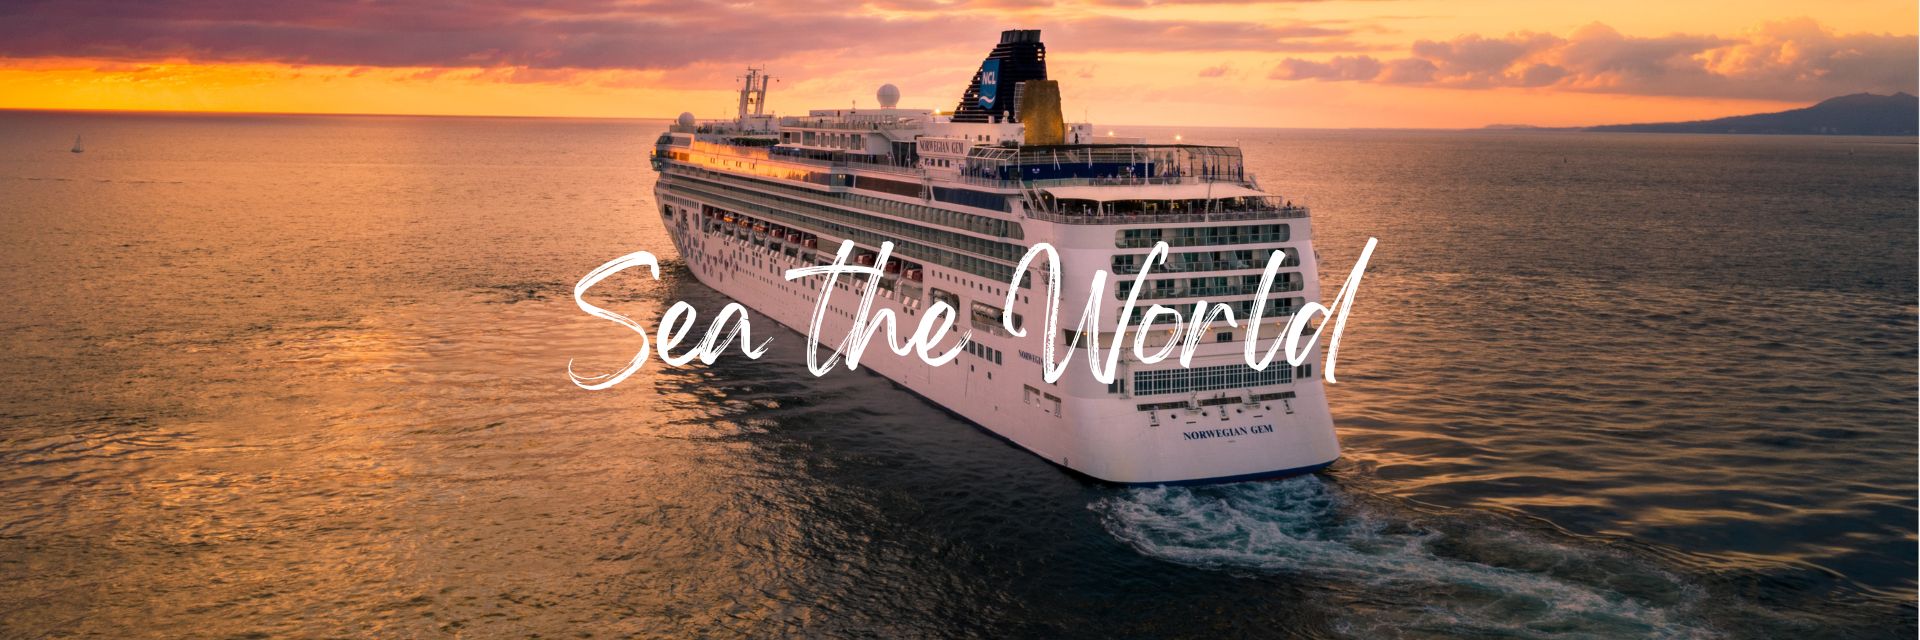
(1268, 55), (1382, 81)
(0, 0), (1000, 70)
(1269, 20), (1918, 100)
(1045, 16), (1364, 53)
(0, 1), (1373, 72)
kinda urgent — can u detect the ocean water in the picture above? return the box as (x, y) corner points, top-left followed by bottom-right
(0, 110), (1912, 638)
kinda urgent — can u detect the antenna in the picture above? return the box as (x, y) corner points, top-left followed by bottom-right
(737, 66), (773, 120)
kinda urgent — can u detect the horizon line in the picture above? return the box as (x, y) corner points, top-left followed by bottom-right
(0, 105), (1548, 132)
(11, 100), (1909, 136)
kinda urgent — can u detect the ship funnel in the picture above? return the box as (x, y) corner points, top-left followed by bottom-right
(1020, 80), (1065, 145)
(952, 29), (1047, 124)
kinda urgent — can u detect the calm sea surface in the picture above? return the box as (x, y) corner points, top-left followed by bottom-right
(0, 111), (1913, 638)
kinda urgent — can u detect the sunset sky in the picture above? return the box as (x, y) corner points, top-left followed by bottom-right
(0, 0), (1914, 128)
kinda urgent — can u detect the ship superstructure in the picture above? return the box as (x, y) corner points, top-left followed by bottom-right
(650, 29), (1336, 484)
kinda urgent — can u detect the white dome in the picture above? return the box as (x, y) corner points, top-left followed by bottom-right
(876, 84), (900, 109)
(676, 112), (696, 126)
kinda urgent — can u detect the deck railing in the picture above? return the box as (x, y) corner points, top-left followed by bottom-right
(1023, 206), (1309, 225)
(660, 147), (1316, 222)
(1119, 280), (1306, 300)
(1112, 257), (1295, 274)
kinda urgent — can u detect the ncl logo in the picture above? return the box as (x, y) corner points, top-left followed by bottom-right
(978, 59), (1001, 109)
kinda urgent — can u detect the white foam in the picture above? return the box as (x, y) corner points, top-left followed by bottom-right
(1090, 477), (1718, 638)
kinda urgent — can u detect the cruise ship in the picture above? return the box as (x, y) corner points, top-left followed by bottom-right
(650, 30), (1337, 484)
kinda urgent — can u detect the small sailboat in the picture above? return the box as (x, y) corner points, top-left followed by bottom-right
(70, 135), (83, 154)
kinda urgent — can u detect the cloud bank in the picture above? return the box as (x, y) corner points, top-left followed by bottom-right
(0, 0), (1005, 70)
(0, 1), (1365, 70)
(1270, 19), (1917, 100)
(0, 1), (1909, 103)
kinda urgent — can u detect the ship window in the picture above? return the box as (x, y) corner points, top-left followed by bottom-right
(1222, 297), (1301, 321)
(1131, 363), (1292, 396)
(1112, 248), (1299, 275)
(672, 169), (1033, 284)
(1115, 224), (1289, 248)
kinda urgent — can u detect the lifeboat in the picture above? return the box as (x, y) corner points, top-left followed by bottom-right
(904, 268), (923, 282)
(883, 262), (902, 274)
(753, 222), (768, 233)
(802, 238), (818, 249)
(722, 214), (736, 223)
(786, 232), (802, 243)
(854, 253), (876, 266)
(735, 217), (750, 227)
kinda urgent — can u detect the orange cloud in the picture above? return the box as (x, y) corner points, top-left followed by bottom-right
(1270, 55), (1382, 81)
(1271, 19), (1918, 100)
(0, 1), (1912, 127)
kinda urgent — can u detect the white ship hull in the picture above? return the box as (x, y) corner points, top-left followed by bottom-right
(655, 184), (1340, 484)
(648, 29), (1341, 483)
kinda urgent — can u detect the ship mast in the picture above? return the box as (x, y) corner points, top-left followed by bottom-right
(736, 67), (772, 121)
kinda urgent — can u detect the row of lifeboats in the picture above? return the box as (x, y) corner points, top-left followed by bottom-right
(850, 253), (924, 281)
(707, 208), (822, 250)
(703, 207), (924, 282)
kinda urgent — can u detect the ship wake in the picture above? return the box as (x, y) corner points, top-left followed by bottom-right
(1090, 477), (1720, 639)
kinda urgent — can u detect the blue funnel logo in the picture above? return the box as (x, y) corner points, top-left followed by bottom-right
(978, 59), (1000, 109)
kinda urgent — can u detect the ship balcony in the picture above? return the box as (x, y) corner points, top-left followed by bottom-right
(1024, 206), (1308, 226)
(777, 118), (922, 131)
(1109, 256), (1293, 275)
(1117, 279), (1304, 300)
(1018, 178), (1307, 226)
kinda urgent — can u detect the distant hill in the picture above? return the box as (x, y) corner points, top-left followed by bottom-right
(1587, 93), (1918, 136)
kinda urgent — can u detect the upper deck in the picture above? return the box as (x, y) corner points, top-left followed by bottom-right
(650, 30), (1315, 324)
(652, 29), (1304, 227)
(655, 133), (1307, 225)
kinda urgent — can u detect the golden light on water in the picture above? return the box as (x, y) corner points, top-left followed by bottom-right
(0, 69), (1912, 635)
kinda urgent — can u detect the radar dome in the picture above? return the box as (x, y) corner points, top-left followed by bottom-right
(876, 84), (900, 109)
(676, 112), (696, 126)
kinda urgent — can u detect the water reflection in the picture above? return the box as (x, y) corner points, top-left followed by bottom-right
(0, 112), (1911, 637)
